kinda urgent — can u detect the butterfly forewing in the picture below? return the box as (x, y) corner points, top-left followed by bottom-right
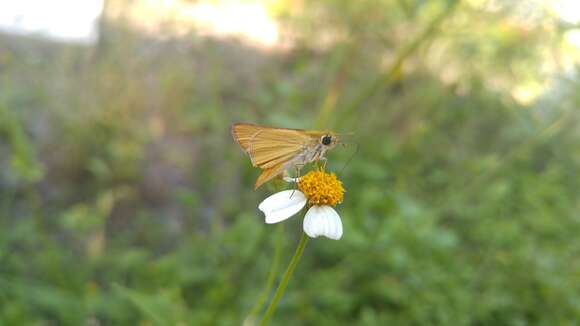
(231, 123), (311, 168)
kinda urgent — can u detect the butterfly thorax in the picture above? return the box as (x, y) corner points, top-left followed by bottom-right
(285, 141), (327, 169)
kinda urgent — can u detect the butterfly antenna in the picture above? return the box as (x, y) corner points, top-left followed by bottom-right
(339, 141), (359, 175)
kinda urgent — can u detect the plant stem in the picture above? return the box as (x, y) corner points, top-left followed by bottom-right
(258, 232), (309, 326)
(340, 0), (462, 123)
(244, 224), (284, 325)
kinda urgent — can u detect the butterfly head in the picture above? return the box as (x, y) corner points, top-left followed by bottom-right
(319, 132), (339, 149)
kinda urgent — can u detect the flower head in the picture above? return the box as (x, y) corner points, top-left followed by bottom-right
(298, 170), (344, 206)
(258, 170), (345, 240)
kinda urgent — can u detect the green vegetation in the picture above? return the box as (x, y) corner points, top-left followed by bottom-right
(1, 0), (579, 324)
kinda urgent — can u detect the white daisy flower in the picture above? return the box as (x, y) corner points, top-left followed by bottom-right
(258, 170), (345, 240)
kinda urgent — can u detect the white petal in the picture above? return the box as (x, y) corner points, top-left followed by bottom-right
(283, 176), (300, 183)
(303, 206), (343, 240)
(258, 190), (307, 224)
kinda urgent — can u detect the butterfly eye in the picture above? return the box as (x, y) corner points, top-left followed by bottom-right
(321, 135), (332, 146)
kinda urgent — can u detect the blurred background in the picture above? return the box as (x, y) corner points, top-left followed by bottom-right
(1, 0), (579, 324)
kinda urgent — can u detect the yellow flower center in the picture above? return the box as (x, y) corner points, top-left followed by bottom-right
(298, 170), (345, 206)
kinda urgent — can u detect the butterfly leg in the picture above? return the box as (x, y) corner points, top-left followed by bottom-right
(295, 164), (305, 178)
(318, 157), (327, 170)
(289, 164), (305, 199)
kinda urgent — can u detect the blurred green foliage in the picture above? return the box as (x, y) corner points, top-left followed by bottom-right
(1, 0), (579, 325)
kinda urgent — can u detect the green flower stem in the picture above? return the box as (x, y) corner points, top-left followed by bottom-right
(259, 232), (309, 326)
(244, 224), (284, 324)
